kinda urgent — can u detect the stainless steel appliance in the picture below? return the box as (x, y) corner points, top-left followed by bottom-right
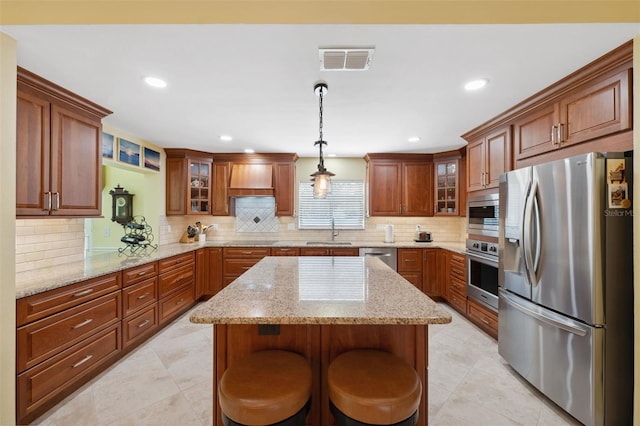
(465, 238), (498, 310)
(359, 247), (397, 271)
(467, 193), (499, 237)
(498, 152), (633, 426)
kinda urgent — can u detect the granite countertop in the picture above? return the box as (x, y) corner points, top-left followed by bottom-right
(15, 240), (465, 299)
(190, 256), (452, 325)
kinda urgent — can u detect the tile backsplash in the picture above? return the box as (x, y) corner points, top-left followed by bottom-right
(15, 214), (466, 271)
(234, 197), (279, 233)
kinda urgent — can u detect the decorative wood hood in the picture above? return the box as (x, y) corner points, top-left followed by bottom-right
(228, 163), (274, 197)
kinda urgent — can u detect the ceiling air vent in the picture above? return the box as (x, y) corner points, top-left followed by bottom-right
(319, 48), (375, 71)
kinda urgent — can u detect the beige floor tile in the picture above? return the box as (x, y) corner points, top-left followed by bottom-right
(104, 392), (204, 426)
(34, 384), (98, 426)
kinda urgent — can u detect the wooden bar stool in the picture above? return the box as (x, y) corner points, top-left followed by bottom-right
(328, 349), (421, 426)
(218, 350), (312, 426)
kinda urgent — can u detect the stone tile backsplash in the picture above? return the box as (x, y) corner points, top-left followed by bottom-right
(234, 197), (279, 233)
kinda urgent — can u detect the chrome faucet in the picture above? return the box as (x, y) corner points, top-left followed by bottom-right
(331, 218), (339, 241)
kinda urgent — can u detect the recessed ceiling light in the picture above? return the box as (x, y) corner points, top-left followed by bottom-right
(220, 135), (233, 142)
(408, 137), (421, 143)
(142, 76), (167, 88)
(464, 79), (489, 91)
(244, 148), (255, 154)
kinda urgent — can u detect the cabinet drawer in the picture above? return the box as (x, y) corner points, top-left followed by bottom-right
(17, 323), (121, 424)
(330, 248), (359, 256)
(223, 258), (264, 277)
(398, 249), (422, 272)
(271, 247), (300, 256)
(17, 292), (121, 373)
(299, 247), (331, 256)
(467, 298), (499, 335)
(223, 247), (271, 258)
(122, 277), (158, 317)
(449, 276), (467, 296)
(17, 272), (121, 326)
(122, 304), (158, 349)
(122, 262), (158, 287)
(159, 264), (194, 298)
(450, 252), (466, 269)
(447, 289), (467, 314)
(158, 252), (195, 274)
(159, 286), (195, 324)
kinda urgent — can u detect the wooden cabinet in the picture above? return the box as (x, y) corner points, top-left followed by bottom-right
(121, 261), (159, 349)
(205, 247), (223, 295)
(422, 248), (442, 298)
(223, 247), (270, 286)
(467, 298), (498, 339)
(433, 150), (465, 216)
(165, 149), (213, 215)
(466, 125), (511, 192)
(365, 154), (434, 216)
(299, 247), (359, 257)
(514, 68), (632, 162)
(272, 247), (300, 256)
(397, 248), (422, 290)
(16, 67), (111, 217)
(211, 161), (231, 216)
(158, 252), (196, 324)
(445, 251), (467, 315)
(274, 162), (296, 216)
(15, 272), (122, 424)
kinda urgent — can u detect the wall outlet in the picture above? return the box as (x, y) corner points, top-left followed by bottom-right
(103, 227), (110, 237)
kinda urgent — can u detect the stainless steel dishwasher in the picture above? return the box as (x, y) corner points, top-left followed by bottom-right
(359, 247), (397, 271)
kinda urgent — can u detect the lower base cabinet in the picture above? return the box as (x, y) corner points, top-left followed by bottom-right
(466, 298), (499, 339)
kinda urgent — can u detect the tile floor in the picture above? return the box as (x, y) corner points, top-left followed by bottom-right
(34, 303), (580, 426)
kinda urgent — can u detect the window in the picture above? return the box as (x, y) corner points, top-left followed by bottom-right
(298, 180), (365, 229)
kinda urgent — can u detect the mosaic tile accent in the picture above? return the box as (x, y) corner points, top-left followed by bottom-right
(234, 197), (279, 233)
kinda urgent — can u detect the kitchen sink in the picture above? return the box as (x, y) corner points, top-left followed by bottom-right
(306, 241), (352, 246)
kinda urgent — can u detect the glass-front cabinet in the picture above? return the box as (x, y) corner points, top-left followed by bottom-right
(189, 161), (210, 214)
(434, 159), (459, 215)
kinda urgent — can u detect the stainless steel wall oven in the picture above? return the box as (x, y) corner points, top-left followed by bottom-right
(466, 238), (498, 310)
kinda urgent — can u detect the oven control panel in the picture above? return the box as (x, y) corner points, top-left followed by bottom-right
(466, 239), (498, 256)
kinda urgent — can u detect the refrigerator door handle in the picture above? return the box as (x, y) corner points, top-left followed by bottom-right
(532, 191), (542, 275)
(500, 290), (588, 336)
(523, 180), (538, 287)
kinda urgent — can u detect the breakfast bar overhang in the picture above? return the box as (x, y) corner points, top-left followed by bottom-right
(190, 256), (452, 425)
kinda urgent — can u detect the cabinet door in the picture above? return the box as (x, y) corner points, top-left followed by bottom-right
(422, 249), (439, 298)
(212, 162), (231, 216)
(50, 104), (102, 216)
(402, 162), (433, 216)
(16, 89), (51, 216)
(485, 126), (511, 189)
(274, 162), (295, 216)
(368, 162), (402, 216)
(195, 248), (207, 299)
(560, 69), (631, 147)
(165, 157), (187, 215)
(188, 160), (212, 214)
(466, 138), (485, 192)
(513, 102), (559, 161)
(206, 248), (223, 296)
(434, 160), (459, 215)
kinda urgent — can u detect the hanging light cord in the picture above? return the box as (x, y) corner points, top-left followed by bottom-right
(315, 85), (327, 171)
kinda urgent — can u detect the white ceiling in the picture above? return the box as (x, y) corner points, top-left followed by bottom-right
(2, 24), (639, 157)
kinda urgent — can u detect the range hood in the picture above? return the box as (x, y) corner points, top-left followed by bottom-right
(228, 163), (274, 197)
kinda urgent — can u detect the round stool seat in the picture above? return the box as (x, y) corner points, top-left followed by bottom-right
(219, 350), (312, 426)
(328, 350), (421, 425)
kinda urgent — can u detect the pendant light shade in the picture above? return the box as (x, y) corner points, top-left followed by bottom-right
(310, 82), (335, 199)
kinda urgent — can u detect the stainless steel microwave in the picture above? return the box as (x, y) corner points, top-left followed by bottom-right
(467, 193), (499, 237)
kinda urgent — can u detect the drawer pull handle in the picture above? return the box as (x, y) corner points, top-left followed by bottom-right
(73, 288), (94, 298)
(241, 251), (252, 254)
(137, 292), (150, 300)
(72, 354), (93, 368)
(242, 267), (251, 270)
(72, 318), (93, 329)
(480, 317), (490, 325)
(137, 319), (151, 328)
(137, 271), (148, 276)
(176, 298), (185, 305)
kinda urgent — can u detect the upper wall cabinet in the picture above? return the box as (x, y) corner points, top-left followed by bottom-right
(365, 154), (434, 217)
(16, 67), (112, 217)
(514, 68), (631, 162)
(433, 149), (466, 216)
(465, 125), (511, 193)
(165, 149), (213, 216)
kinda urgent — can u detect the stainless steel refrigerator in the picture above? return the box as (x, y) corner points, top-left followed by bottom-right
(498, 152), (633, 426)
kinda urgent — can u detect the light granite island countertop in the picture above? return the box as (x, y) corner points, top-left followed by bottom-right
(190, 256), (451, 426)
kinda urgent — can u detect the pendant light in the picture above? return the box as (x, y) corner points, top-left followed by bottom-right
(310, 82), (335, 199)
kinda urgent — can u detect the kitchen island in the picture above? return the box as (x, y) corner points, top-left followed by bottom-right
(190, 256), (451, 425)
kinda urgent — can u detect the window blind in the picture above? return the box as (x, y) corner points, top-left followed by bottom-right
(298, 180), (365, 230)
